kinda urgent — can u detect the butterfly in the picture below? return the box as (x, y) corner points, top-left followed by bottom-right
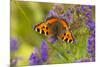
(33, 17), (74, 43)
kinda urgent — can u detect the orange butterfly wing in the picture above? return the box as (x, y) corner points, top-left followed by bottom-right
(46, 17), (69, 30)
(34, 17), (60, 36)
(34, 22), (52, 35)
(57, 30), (74, 43)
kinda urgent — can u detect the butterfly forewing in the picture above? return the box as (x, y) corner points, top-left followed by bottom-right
(34, 22), (52, 35)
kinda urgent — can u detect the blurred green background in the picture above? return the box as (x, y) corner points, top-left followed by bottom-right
(10, 1), (95, 66)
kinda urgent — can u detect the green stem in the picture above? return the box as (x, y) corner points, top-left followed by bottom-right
(14, 1), (31, 24)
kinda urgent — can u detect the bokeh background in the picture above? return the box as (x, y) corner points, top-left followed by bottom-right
(10, 0), (95, 66)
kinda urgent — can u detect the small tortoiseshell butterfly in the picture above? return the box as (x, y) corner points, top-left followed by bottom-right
(33, 17), (74, 43)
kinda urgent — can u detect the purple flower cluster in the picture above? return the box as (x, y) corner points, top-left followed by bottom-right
(85, 18), (95, 31)
(83, 6), (95, 31)
(47, 36), (57, 44)
(87, 31), (95, 58)
(75, 5), (95, 62)
(75, 6), (83, 20)
(40, 40), (48, 61)
(48, 4), (64, 17)
(63, 8), (73, 23)
(48, 10), (58, 17)
(29, 51), (42, 65)
(81, 5), (95, 61)
(75, 5), (94, 21)
(10, 37), (18, 52)
(75, 5), (95, 56)
(48, 4), (73, 23)
(29, 40), (48, 65)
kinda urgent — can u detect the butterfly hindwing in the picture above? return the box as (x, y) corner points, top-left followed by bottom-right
(58, 30), (74, 43)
